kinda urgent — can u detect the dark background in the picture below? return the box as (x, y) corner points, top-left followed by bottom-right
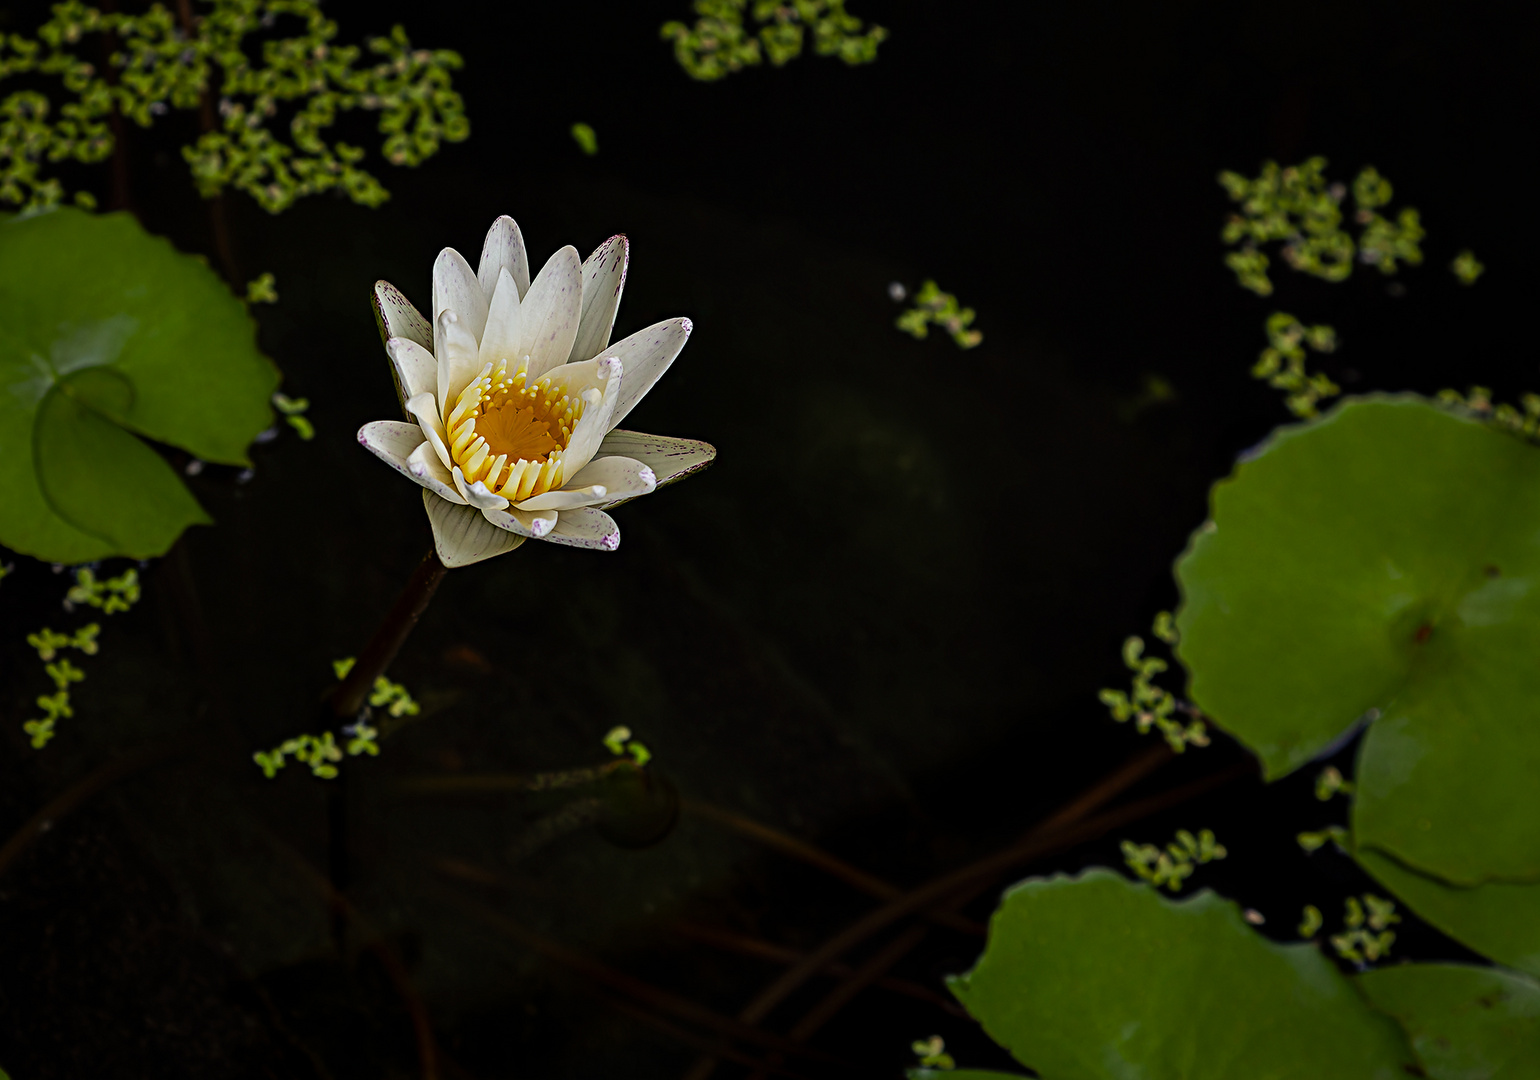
(1, 0), (1536, 1076)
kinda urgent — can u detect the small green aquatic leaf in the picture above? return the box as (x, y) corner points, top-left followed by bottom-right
(1175, 396), (1540, 885)
(1451, 250), (1486, 286)
(570, 122), (597, 155)
(948, 869), (1412, 1079)
(0, 208), (278, 562)
(1359, 963), (1540, 1080)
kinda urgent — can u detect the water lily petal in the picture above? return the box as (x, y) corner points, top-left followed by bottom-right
(594, 430), (717, 490)
(569, 234), (628, 363)
(514, 485), (608, 512)
(423, 490), (525, 567)
(512, 245), (583, 381)
(478, 215), (531, 301)
(405, 391), (452, 471)
(557, 357), (622, 478)
(479, 267), (522, 367)
(436, 310), (484, 416)
(357, 420), (424, 471)
(407, 440), (464, 503)
(565, 455), (656, 510)
(373, 280), (431, 349)
(480, 505), (556, 538)
(605, 317), (692, 429)
(432, 247), (488, 351)
(544, 506), (620, 551)
(451, 465), (510, 511)
(387, 337), (437, 408)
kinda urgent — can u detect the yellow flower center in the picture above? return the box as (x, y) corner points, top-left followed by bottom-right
(444, 357), (591, 501)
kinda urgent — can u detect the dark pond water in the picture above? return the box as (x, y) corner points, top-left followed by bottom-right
(1, 0), (1536, 1076)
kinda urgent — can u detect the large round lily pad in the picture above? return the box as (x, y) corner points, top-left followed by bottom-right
(0, 209), (278, 562)
(1174, 396), (1540, 885)
(948, 868), (1412, 1079)
(1359, 962), (1540, 1079)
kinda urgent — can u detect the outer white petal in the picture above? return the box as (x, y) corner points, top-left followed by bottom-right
(450, 465), (510, 511)
(558, 455), (656, 510)
(544, 506), (620, 551)
(559, 357), (621, 477)
(423, 490), (525, 567)
(568, 234), (628, 364)
(479, 268), (522, 367)
(357, 420), (425, 473)
(605, 318), (692, 429)
(407, 441), (464, 504)
(435, 310), (484, 418)
(386, 337), (438, 408)
(511, 246), (583, 380)
(373, 280), (431, 349)
(432, 247), (489, 351)
(479, 505), (556, 539)
(405, 391), (452, 471)
(478, 215), (531, 301)
(593, 430), (717, 491)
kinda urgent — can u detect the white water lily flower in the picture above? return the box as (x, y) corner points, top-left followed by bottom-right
(357, 216), (715, 567)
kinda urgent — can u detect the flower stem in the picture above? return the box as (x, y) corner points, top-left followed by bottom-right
(330, 550), (447, 721)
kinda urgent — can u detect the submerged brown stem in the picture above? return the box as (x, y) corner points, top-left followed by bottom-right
(683, 748), (1246, 1080)
(0, 741), (179, 881)
(330, 550), (447, 721)
(683, 799), (984, 936)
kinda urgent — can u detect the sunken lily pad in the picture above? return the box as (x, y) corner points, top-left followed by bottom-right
(1359, 962), (1540, 1079)
(948, 869), (1411, 1079)
(0, 208), (278, 563)
(1174, 396), (1540, 885)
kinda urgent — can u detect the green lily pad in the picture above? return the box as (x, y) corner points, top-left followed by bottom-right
(948, 869), (1412, 1079)
(1359, 962), (1540, 1079)
(1358, 847), (1540, 979)
(0, 208), (278, 562)
(1174, 396), (1540, 885)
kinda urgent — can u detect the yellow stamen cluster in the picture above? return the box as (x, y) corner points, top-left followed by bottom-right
(446, 357), (586, 500)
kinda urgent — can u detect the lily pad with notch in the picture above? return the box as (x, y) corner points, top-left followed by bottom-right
(1174, 396), (1540, 885)
(0, 208), (278, 563)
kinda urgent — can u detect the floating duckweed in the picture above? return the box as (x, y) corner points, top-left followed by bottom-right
(1330, 894), (1400, 964)
(894, 280), (982, 349)
(1298, 904), (1323, 938)
(1218, 158), (1425, 295)
(1122, 828), (1226, 892)
(272, 391), (313, 440)
(1314, 766), (1353, 801)
(910, 1036), (954, 1070)
(662, 0), (885, 82)
(0, 0), (467, 214)
(603, 724), (653, 766)
(65, 567), (140, 613)
(22, 575), (114, 749)
(253, 659), (416, 778)
(1253, 312), (1340, 418)
(245, 271), (279, 304)
(1098, 614), (1210, 753)
(1436, 385), (1540, 444)
(1450, 249), (1485, 285)
(1297, 825), (1350, 853)
(569, 122), (597, 155)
